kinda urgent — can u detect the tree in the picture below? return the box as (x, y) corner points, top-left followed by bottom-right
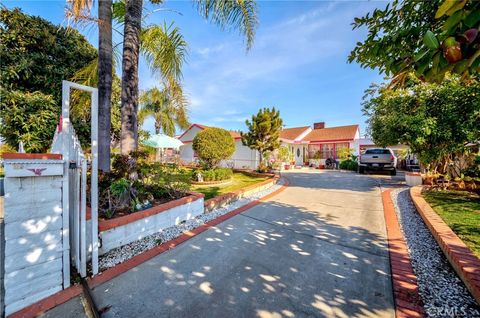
(119, 0), (258, 154)
(0, 8), (97, 152)
(98, 0), (114, 171)
(193, 128), (235, 169)
(362, 74), (480, 173)
(241, 107), (283, 169)
(349, 0), (480, 84)
(120, 0), (144, 154)
(138, 86), (189, 136)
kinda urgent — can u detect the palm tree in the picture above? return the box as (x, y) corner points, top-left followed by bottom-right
(120, 0), (259, 154)
(138, 86), (189, 136)
(120, 0), (143, 154)
(67, 0), (113, 172)
(98, 0), (113, 171)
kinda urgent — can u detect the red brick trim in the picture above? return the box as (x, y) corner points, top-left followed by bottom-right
(382, 189), (425, 318)
(405, 172), (421, 176)
(204, 176), (278, 212)
(1, 153), (62, 160)
(7, 285), (83, 318)
(98, 192), (204, 232)
(410, 186), (480, 304)
(87, 177), (288, 288)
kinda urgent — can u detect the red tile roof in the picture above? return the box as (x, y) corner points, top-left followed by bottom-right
(303, 125), (359, 142)
(178, 124), (241, 141)
(280, 126), (310, 141)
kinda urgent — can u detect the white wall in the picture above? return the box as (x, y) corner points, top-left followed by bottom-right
(99, 196), (204, 255)
(3, 160), (65, 316)
(179, 143), (195, 164)
(221, 140), (259, 169)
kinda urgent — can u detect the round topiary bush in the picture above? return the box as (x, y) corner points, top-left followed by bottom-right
(193, 127), (235, 169)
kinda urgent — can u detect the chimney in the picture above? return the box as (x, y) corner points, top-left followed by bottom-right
(313, 122), (325, 130)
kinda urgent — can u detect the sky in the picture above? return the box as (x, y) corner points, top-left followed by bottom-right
(5, 0), (388, 136)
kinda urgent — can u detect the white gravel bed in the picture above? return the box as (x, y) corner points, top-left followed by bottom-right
(99, 178), (285, 270)
(391, 188), (480, 318)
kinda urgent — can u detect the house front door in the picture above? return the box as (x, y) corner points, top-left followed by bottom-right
(295, 146), (303, 166)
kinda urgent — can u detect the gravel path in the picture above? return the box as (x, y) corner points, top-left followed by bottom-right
(391, 188), (480, 318)
(99, 178), (285, 271)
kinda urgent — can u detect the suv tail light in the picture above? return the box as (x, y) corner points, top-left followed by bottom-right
(390, 155), (395, 162)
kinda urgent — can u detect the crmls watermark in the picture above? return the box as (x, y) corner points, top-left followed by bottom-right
(426, 305), (477, 317)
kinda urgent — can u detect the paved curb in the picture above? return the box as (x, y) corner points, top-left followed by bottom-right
(7, 285), (83, 318)
(410, 186), (480, 305)
(382, 189), (425, 318)
(7, 178), (289, 318)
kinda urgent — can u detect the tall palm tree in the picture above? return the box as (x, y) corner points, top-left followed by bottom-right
(138, 85), (189, 136)
(120, 0), (143, 154)
(120, 0), (259, 154)
(67, 0), (113, 172)
(98, 0), (113, 171)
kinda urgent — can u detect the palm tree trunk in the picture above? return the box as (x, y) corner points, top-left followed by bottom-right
(120, 0), (143, 154)
(98, 0), (113, 171)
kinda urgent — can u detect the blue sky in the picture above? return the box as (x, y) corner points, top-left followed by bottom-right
(5, 1), (387, 136)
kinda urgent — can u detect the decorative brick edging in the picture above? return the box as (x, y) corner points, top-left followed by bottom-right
(204, 176), (279, 212)
(9, 178), (288, 318)
(410, 186), (480, 304)
(1, 153), (62, 160)
(7, 285), (83, 318)
(382, 189), (425, 318)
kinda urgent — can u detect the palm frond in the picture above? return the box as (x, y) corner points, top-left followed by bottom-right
(194, 0), (258, 51)
(141, 22), (188, 81)
(65, 0), (97, 28)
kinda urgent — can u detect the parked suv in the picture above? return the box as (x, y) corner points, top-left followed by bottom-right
(358, 148), (397, 175)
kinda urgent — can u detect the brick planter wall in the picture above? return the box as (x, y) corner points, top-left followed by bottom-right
(410, 186), (480, 304)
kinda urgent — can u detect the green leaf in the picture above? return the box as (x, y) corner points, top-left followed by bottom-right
(445, 0), (467, 17)
(435, 0), (457, 18)
(442, 10), (463, 32)
(454, 60), (469, 74)
(414, 50), (429, 62)
(424, 31), (440, 50)
(464, 9), (480, 28)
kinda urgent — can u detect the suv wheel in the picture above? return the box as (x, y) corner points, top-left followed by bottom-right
(358, 166), (365, 174)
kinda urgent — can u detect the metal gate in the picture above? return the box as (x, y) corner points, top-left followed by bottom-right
(51, 80), (99, 284)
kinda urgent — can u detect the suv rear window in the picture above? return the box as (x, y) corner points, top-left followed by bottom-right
(365, 149), (390, 154)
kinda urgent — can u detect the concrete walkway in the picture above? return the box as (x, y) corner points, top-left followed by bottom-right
(48, 170), (395, 318)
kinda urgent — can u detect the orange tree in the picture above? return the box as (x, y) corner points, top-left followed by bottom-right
(349, 0), (480, 84)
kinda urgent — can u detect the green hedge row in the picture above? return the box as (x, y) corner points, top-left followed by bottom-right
(339, 159), (358, 171)
(194, 168), (233, 182)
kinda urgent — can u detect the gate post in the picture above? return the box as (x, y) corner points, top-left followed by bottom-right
(2, 153), (66, 316)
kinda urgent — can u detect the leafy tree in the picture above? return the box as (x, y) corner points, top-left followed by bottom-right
(138, 85), (190, 136)
(241, 107), (283, 169)
(362, 74), (480, 173)
(0, 8), (98, 152)
(349, 0), (480, 83)
(0, 91), (58, 153)
(192, 128), (235, 169)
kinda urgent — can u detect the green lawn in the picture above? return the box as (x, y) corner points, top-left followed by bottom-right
(192, 172), (269, 200)
(423, 190), (480, 257)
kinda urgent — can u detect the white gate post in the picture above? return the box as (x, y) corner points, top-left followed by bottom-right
(61, 81), (71, 288)
(91, 88), (99, 275)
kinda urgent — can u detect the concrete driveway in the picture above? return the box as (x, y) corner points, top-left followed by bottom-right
(85, 170), (395, 317)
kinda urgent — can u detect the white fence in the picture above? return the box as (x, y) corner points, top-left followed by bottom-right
(51, 80), (99, 277)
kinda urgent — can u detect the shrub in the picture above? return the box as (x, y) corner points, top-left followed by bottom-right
(194, 168), (233, 182)
(339, 159), (358, 171)
(193, 127), (235, 169)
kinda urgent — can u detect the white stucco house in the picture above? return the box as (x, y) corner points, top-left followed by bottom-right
(177, 122), (373, 169)
(177, 124), (260, 169)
